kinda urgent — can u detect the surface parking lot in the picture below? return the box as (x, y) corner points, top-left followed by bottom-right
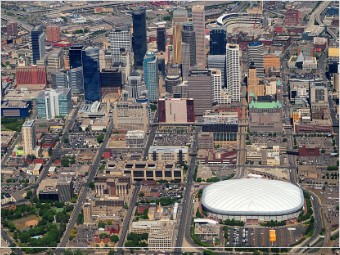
(226, 225), (305, 247)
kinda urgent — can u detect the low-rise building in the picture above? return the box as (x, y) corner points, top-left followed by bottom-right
(148, 146), (188, 163)
(125, 130), (146, 148)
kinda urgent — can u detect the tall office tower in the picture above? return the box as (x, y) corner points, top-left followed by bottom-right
(22, 120), (36, 156)
(182, 22), (197, 67)
(47, 49), (64, 69)
(69, 44), (84, 69)
(51, 71), (68, 88)
(109, 27), (131, 63)
(100, 68), (122, 93)
(181, 42), (190, 81)
(210, 28), (227, 55)
(211, 68), (230, 104)
(247, 42), (264, 78)
(37, 88), (72, 119)
(82, 47), (101, 102)
(127, 70), (147, 99)
(157, 25), (166, 52)
(247, 61), (264, 101)
(187, 69), (212, 116)
(192, 5), (206, 68)
(165, 75), (181, 93)
(226, 43), (241, 102)
(208, 55), (226, 87)
(68, 67), (84, 94)
(6, 22), (18, 36)
(132, 8), (147, 68)
(31, 25), (46, 64)
(143, 52), (159, 102)
(172, 8), (188, 64)
(46, 25), (61, 43)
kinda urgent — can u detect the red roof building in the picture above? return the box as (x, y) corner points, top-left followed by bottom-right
(299, 146), (320, 157)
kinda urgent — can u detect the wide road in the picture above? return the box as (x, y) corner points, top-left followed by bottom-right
(56, 120), (114, 250)
(307, 1), (331, 28)
(1, 229), (23, 255)
(115, 184), (141, 254)
(1, 134), (21, 166)
(174, 127), (199, 254)
(25, 103), (82, 193)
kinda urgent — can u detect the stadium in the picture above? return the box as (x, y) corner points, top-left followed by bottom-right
(201, 179), (304, 221)
(216, 13), (262, 31)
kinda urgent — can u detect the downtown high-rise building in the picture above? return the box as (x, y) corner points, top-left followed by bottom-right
(46, 25), (61, 43)
(31, 25), (45, 64)
(37, 88), (72, 119)
(226, 43), (241, 102)
(247, 41), (265, 78)
(22, 120), (36, 156)
(181, 42), (190, 81)
(109, 27), (132, 63)
(51, 71), (68, 88)
(192, 5), (206, 68)
(187, 69), (212, 116)
(182, 22), (196, 67)
(208, 55), (226, 88)
(211, 68), (230, 104)
(82, 47), (101, 102)
(68, 67), (84, 94)
(132, 8), (147, 68)
(126, 70), (147, 99)
(157, 25), (166, 52)
(69, 44), (84, 69)
(210, 28), (227, 55)
(172, 8), (188, 64)
(143, 52), (158, 102)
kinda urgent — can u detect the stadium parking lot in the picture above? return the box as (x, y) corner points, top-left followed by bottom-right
(226, 225), (306, 247)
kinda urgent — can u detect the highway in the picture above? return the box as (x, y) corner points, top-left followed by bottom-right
(56, 119), (114, 249)
(307, 1), (330, 29)
(174, 127), (199, 254)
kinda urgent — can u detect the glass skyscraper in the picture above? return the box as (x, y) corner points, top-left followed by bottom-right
(82, 47), (101, 102)
(31, 25), (45, 64)
(69, 44), (84, 69)
(132, 8), (147, 68)
(143, 52), (158, 102)
(210, 28), (227, 55)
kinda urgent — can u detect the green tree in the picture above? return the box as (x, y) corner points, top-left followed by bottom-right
(89, 181), (95, 190)
(77, 212), (84, 225)
(110, 235), (119, 243)
(97, 133), (105, 143)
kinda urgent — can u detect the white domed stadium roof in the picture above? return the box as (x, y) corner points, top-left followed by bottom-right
(202, 179), (304, 216)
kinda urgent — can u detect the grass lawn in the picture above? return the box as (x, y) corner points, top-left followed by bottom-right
(13, 215), (40, 230)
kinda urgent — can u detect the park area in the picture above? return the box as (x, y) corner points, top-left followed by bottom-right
(13, 215), (40, 231)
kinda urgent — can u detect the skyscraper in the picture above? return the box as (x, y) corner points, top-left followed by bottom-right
(208, 55), (226, 88)
(127, 70), (147, 99)
(46, 25), (61, 43)
(157, 26), (166, 52)
(211, 68), (230, 104)
(181, 42), (190, 81)
(37, 88), (72, 119)
(247, 42), (264, 78)
(182, 22), (196, 67)
(109, 27), (132, 63)
(51, 71), (68, 88)
(69, 44), (84, 69)
(226, 43), (241, 102)
(172, 8), (188, 64)
(82, 47), (101, 102)
(68, 67), (84, 94)
(192, 5), (206, 68)
(143, 52), (158, 102)
(22, 120), (36, 156)
(187, 69), (212, 116)
(132, 8), (147, 68)
(210, 28), (227, 55)
(247, 61), (265, 101)
(31, 25), (45, 64)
